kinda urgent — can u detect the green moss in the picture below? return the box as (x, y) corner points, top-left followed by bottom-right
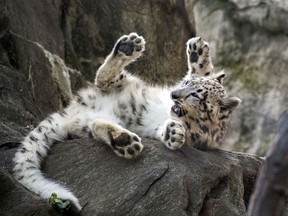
(231, 68), (261, 91)
(228, 176), (241, 197)
(214, 0), (236, 13)
(230, 130), (274, 156)
(256, 133), (274, 156)
(216, 56), (264, 92)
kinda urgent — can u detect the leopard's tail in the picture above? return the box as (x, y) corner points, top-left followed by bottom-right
(13, 112), (82, 211)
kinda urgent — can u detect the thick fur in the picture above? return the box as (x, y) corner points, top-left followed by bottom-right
(13, 33), (240, 210)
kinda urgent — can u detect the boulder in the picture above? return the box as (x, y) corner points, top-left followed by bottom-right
(45, 138), (263, 216)
(0, 138), (263, 216)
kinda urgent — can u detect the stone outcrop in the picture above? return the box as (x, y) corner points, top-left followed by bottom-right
(45, 139), (262, 216)
(0, 138), (263, 216)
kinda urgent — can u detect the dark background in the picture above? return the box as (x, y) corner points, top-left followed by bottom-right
(0, 0), (287, 155)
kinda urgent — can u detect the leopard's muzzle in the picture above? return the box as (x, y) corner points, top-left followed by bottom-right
(171, 103), (187, 117)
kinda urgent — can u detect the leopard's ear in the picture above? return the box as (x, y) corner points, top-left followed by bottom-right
(210, 71), (225, 84)
(219, 96), (241, 111)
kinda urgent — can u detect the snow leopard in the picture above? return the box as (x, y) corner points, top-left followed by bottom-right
(13, 32), (241, 211)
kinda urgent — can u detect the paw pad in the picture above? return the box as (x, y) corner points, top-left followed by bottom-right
(186, 37), (212, 75)
(114, 33), (145, 57)
(111, 131), (143, 159)
(187, 37), (206, 62)
(161, 120), (186, 150)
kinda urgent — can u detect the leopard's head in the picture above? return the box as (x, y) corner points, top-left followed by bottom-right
(170, 71), (241, 125)
(170, 72), (240, 149)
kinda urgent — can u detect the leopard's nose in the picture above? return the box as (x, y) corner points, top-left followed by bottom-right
(171, 91), (180, 100)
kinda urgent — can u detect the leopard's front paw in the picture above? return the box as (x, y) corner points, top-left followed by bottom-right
(161, 119), (186, 150)
(186, 37), (213, 76)
(114, 32), (145, 60)
(110, 131), (144, 159)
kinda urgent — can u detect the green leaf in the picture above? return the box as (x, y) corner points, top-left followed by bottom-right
(48, 193), (71, 212)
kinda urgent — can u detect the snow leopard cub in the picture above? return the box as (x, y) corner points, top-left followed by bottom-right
(13, 33), (240, 210)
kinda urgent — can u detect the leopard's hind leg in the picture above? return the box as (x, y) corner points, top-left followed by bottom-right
(95, 33), (145, 92)
(89, 119), (143, 159)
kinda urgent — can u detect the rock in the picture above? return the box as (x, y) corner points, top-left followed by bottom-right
(193, 0), (288, 155)
(0, 168), (59, 216)
(0, 12), (9, 39)
(56, 0), (195, 84)
(0, 137), (263, 215)
(247, 111), (288, 215)
(0, 0), (85, 116)
(0, 65), (40, 145)
(0, 31), (85, 116)
(41, 138), (261, 215)
(1, 0), (195, 86)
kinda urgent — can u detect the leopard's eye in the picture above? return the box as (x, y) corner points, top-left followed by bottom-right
(190, 93), (199, 99)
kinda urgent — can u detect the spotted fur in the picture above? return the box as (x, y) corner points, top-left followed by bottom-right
(13, 33), (240, 211)
(164, 72), (241, 151)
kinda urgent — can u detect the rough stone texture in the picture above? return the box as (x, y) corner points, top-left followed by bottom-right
(0, 138), (263, 216)
(47, 139), (262, 216)
(0, 0), (85, 116)
(0, 169), (59, 216)
(0, 65), (40, 145)
(2, 0), (195, 89)
(1, 0), (64, 115)
(61, 0), (194, 84)
(193, 0), (288, 155)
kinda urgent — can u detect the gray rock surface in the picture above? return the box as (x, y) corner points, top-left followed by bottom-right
(0, 138), (262, 216)
(60, 0), (194, 84)
(44, 138), (262, 216)
(0, 65), (40, 145)
(0, 168), (59, 216)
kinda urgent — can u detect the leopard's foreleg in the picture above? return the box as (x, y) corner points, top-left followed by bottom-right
(160, 119), (186, 150)
(186, 37), (214, 76)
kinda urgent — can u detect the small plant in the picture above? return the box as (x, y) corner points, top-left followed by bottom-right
(48, 193), (71, 213)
